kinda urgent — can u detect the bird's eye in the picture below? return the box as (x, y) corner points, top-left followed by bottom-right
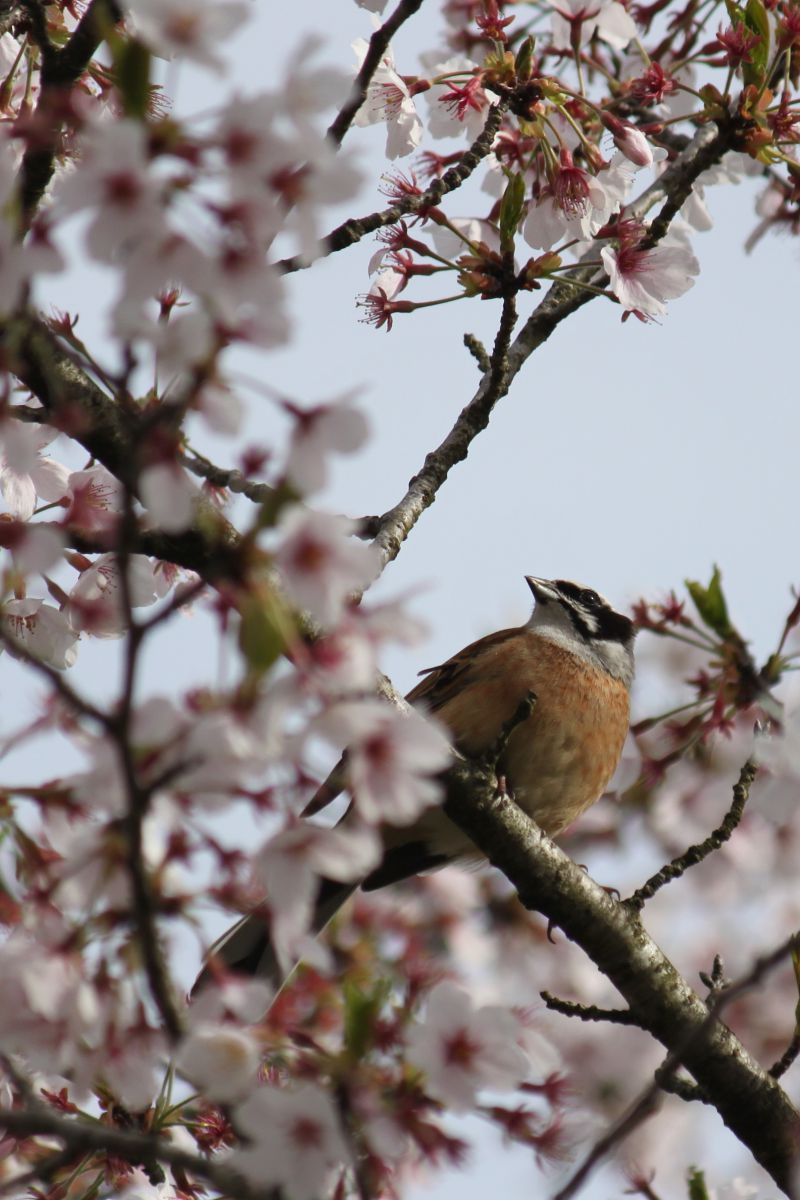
(580, 589), (601, 606)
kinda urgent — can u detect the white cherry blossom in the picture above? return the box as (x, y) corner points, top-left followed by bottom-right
(352, 35), (423, 159)
(123, 0), (249, 71)
(233, 1084), (349, 1200)
(284, 395), (369, 494)
(406, 981), (530, 1110)
(54, 120), (167, 264)
(601, 235), (699, 321)
(67, 553), (170, 637)
(66, 464), (123, 533)
(549, 0), (638, 50)
(176, 1024), (260, 1102)
(274, 507), (380, 627)
(1, 599), (78, 669)
(0, 421), (70, 520)
(139, 462), (198, 533)
(314, 698), (452, 824)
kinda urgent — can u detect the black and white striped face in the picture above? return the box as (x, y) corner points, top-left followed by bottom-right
(525, 576), (635, 685)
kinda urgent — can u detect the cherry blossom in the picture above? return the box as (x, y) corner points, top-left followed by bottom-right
(274, 507), (380, 627)
(254, 819), (381, 971)
(284, 396), (369, 494)
(233, 1083), (349, 1200)
(139, 462), (199, 533)
(314, 698), (452, 824)
(549, 0), (638, 50)
(123, 0), (250, 72)
(406, 981), (531, 1110)
(0, 421), (70, 520)
(67, 553), (171, 637)
(601, 234), (700, 321)
(5, 522), (65, 576)
(1, 598), (79, 669)
(352, 35), (424, 159)
(54, 120), (167, 264)
(421, 53), (495, 141)
(65, 464), (123, 533)
(176, 1024), (260, 1102)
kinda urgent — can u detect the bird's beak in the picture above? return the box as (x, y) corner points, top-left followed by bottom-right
(525, 576), (558, 604)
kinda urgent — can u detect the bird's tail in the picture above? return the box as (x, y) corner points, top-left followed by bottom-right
(192, 877), (358, 995)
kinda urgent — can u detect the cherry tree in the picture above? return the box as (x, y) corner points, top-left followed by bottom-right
(0, 1), (799, 1199)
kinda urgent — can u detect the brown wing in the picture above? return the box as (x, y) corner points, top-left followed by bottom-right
(302, 627), (520, 817)
(406, 627), (520, 713)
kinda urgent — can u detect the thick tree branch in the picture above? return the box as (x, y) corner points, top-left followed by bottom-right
(441, 760), (800, 1192)
(20, 0), (123, 223)
(0, 315), (244, 583)
(327, 0), (426, 147)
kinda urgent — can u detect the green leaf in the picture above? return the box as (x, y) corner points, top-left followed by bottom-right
(343, 981), (389, 1060)
(685, 565), (733, 639)
(687, 1167), (711, 1200)
(514, 35), (535, 81)
(112, 37), (152, 120)
(498, 172), (526, 246)
(238, 588), (294, 673)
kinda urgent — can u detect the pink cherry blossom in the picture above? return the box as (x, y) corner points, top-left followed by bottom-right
(601, 235), (699, 320)
(274, 507), (380, 627)
(0, 421), (70, 520)
(65, 464), (123, 533)
(124, 0), (249, 71)
(1, 599), (78, 669)
(233, 1084), (349, 1200)
(352, 36), (423, 159)
(406, 981), (531, 1111)
(314, 698), (452, 824)
(422, 54), (495, 141)
(67, 553), (170, 637)
(284, 396), (369, 494)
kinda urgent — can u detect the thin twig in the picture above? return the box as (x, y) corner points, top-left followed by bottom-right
(278, 100), (507, 274)
(112, 485), (184, 1041)
(0, 1105), (270, 1200)
(770, 1032), (800, 1080)
(0, 623), (109, 726)
(368, 286), (519, 565)
(626, 759), (757, 912)
(540, 991), (642, 1026)
(327, 0), (426, 147)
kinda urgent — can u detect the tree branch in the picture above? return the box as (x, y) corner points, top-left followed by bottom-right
(626, 759), (757, 912)
(366, 284), (519, 564)
(0, 1104), (268, 1200)
(540, 992), (643, 1026)
(19, 0), (123, 224)
(440, 760), (800, 1192)
(362, 121), (735, 570)
(327, 0), (426, 147)
(278, 100), (508, 274)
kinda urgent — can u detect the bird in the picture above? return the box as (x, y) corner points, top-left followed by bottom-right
(194, 576), (635, 990)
